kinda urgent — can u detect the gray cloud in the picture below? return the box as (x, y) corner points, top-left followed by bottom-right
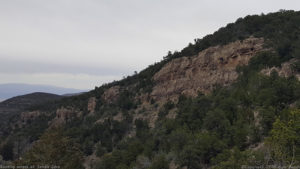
(0, 72), (120, 90)
(0, 58), (131, 76)
(1, 0), (300, 89)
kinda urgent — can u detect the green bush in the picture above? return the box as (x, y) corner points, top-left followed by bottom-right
(0, 140), (14, 161)
(149, 155), (169, 169)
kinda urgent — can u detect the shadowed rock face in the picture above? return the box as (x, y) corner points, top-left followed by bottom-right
(50, 107), (81, 127)
(87, 97), (97, 114)
(151, 37), (264, 101)
(102, 86), (120, 103)
(20, 111), (41, 125)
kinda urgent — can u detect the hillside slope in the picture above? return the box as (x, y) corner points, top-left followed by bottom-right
(1, 10), (300, 169)
(0, 92), (63, 112)
(0, 83), (85, 101)
(0, 93), (63, 142)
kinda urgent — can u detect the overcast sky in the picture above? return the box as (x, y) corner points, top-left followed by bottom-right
(1, 0), (300, 89)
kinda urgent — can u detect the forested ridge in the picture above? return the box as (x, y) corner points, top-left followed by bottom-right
(1, 10), (300, 169)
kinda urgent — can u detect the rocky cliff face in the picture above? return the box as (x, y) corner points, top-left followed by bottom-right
(151, 37), (264, 101)
(87, 97), (97, 114)
(102, 86), (120, 103)
(50, 107), (82, 127)
(261, 58), (300, 79)
(20, 111), (41, 125)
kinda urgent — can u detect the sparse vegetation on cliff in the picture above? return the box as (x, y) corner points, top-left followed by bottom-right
(0, 10), (300, 169)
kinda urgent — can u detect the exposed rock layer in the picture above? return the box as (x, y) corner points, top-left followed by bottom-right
(50, 107), (81, 127)
(102, 86), (120, 103)
(87, 97), (97, 114)
(151, 37), (264, 100)
(261, 58), (300, 80)
(20, 111), (41, 125)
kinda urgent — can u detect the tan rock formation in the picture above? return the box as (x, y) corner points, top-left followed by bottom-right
(20, 111), (41, 125)
(151, 37), (264, 100)
(261, 58), (300, 80)
(134, 105), (159, 128)
(102, 86), (120, 103)
(87, 97), (97, 114)
(50, 107), (81, 127)
(113, 112), (123, 121)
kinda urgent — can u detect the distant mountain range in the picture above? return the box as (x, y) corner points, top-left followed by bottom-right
(0, 92), (63, 113)
(0, 83), (87, 101)
(0, 92), (65, 138)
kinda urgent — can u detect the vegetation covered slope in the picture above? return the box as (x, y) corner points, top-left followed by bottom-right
(0, 92), (63, 112)
(1, 10), (300, 169)
(0, 93), (63, 142)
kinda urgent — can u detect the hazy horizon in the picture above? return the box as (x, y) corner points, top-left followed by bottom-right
(0, 82), (85, 90)
(0, 83), (86, 101)
(1, 0), (300, 89)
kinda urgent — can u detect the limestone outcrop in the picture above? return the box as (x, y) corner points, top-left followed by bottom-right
(151, 37), (264, 100)
(261, 58), (300, 79)
(102, 86), (120, 103)
(50, 107), (81, 127)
